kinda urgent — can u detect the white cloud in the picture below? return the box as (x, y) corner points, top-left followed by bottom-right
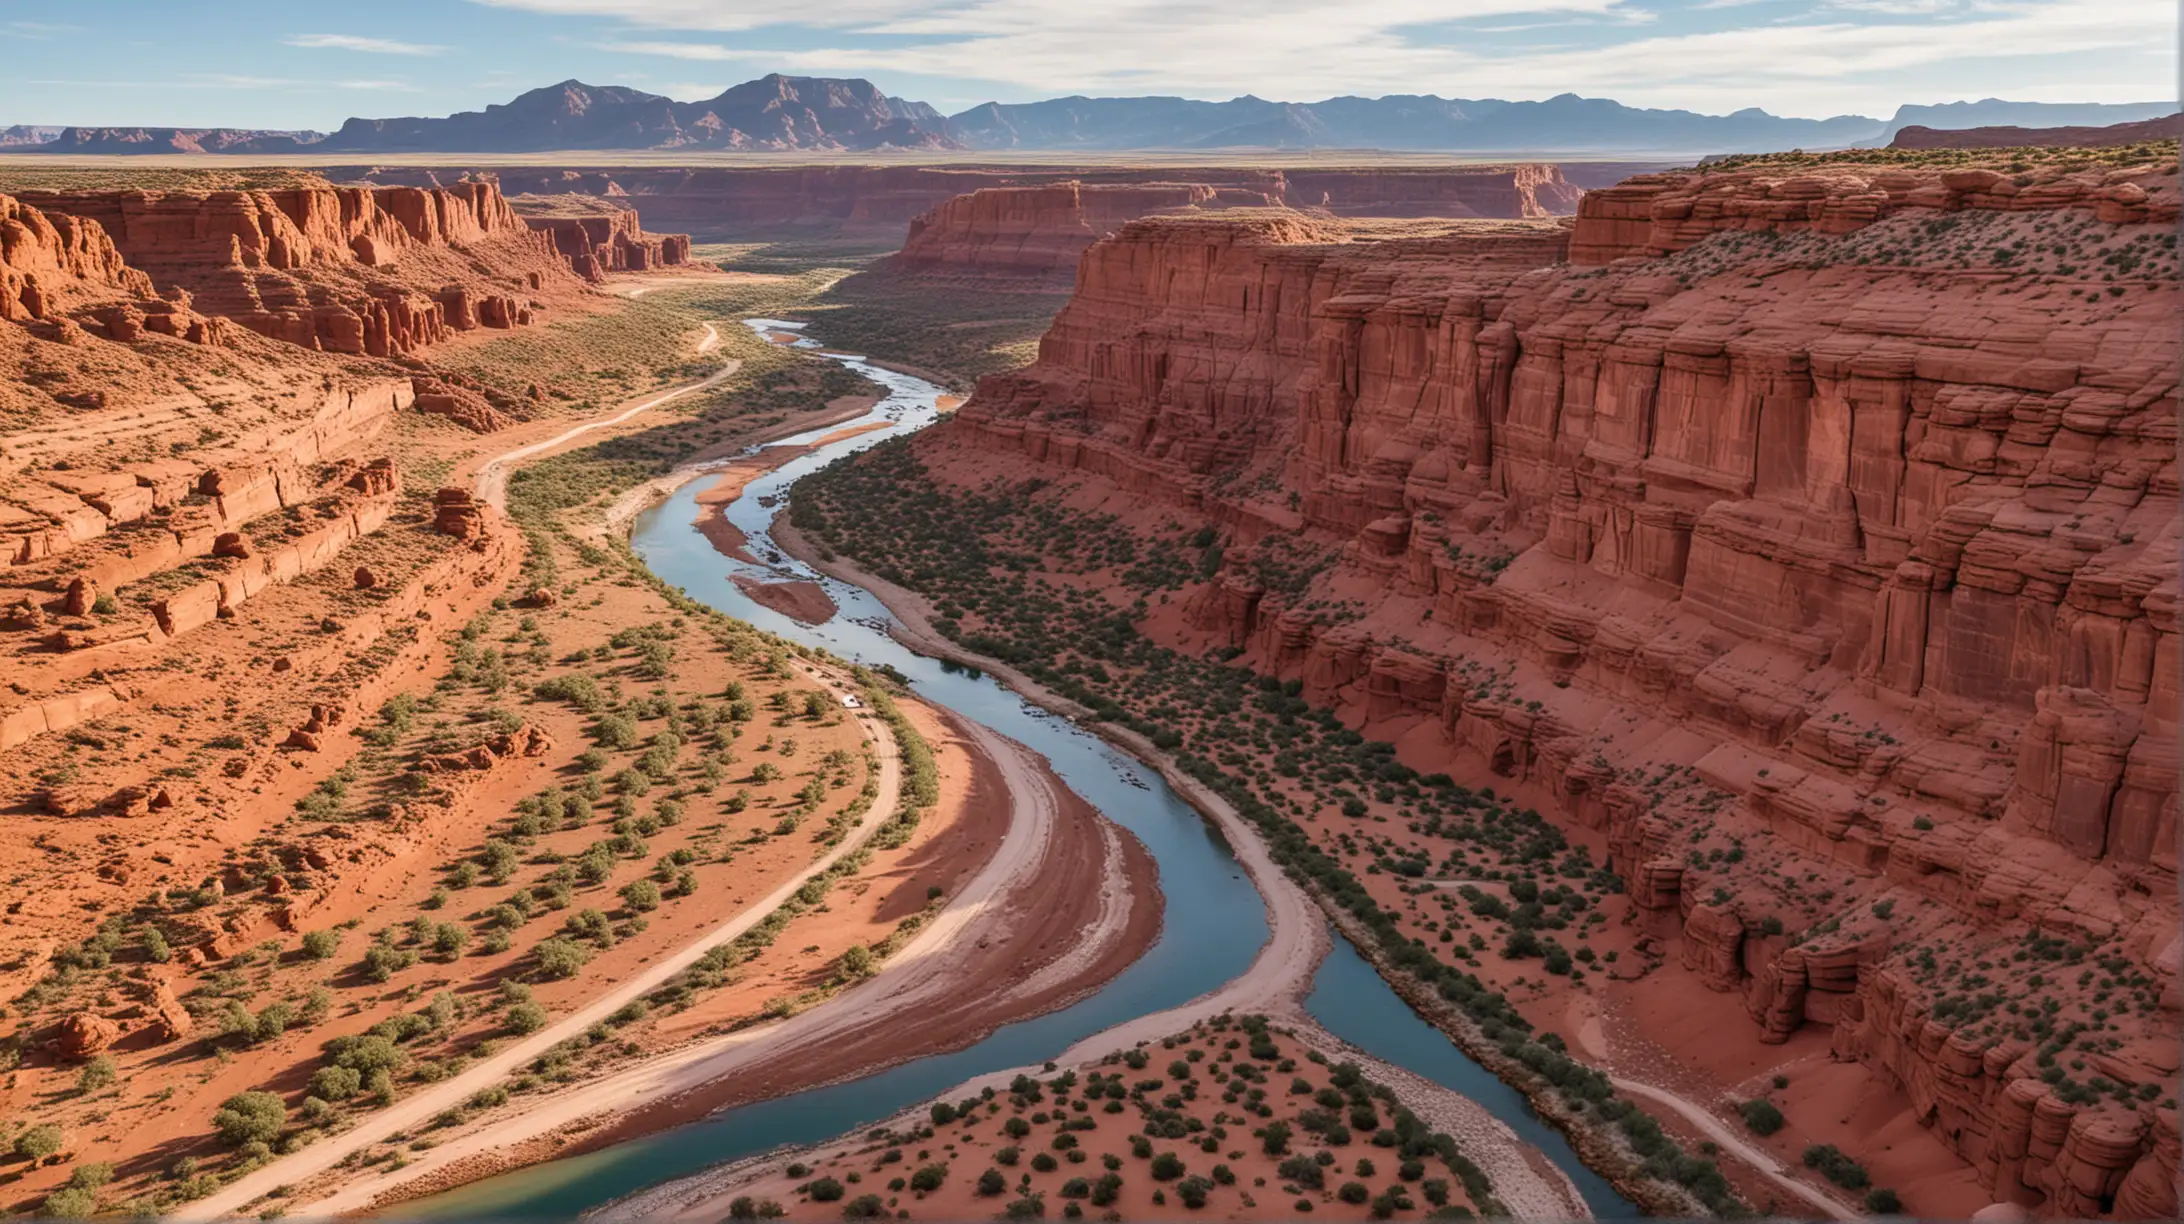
(284, 33), (448, 55)
(468, 0), (2176, 115)
(30, 74), (427, 92)
(605, 39), (740, 59)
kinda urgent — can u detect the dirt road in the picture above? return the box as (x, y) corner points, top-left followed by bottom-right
(474, 322), (731, 511)
(1612, 1077), (1857, 1220)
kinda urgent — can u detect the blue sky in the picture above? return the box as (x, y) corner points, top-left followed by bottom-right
(1, 0), (2172, 129)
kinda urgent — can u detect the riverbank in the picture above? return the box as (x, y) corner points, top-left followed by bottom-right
(615, 1016), (1564, 1223)
(766, 515), (1599, 1223)
(338, 706), (1164, 1216)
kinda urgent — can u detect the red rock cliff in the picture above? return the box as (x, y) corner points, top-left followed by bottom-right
(519, 206), (693, 282)
(350, 162), (1598, 241)
(938, 158), (2181, 1216)
(896, 182), (1232, 274)
(0, 193), (153, 322)
(16, 182), (573, 355)
(892, 166), (1585, 277)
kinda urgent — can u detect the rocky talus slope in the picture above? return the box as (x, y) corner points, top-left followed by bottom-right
(931, 158), (2179, 1216)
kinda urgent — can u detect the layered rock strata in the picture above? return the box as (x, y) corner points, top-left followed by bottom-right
(13, 182), (575, 355)
(354, 163), (1600, 239)
(935, 157), (2180, 1216)
(517, 203), (693, 281)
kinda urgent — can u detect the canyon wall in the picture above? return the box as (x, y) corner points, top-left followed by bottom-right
(895, 182), (1235, 274)
(13, 182), (582, 355)
(519, 207), (693, 282)
(938, 158), (2180, 1215)
(894, 166), (1585, 277)
(349, 163), (1612, 240)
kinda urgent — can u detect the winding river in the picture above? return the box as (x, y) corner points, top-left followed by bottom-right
(412, 323), (1640, 1219)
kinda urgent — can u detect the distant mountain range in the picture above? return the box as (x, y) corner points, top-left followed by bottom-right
(5, 76), (2175, 156)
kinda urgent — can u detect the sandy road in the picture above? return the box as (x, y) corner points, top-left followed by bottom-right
(174, 665), (899, 1221)
(1611, 1078), (1857, 1220)
(290, 719), (1112, 1217)
(474, 322), (730, 511)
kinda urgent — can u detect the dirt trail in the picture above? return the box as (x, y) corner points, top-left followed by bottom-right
(172, 659), (902, 1222)
(1611, 1078), (1857, 1220)
(474, 322), (731, 511)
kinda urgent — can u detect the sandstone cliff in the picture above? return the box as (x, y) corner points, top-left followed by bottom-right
(893, 166), (1586, 277)
(895, 182), (1234, 275)
(512, 196), (694, 282)
(935, 155), (2180, 1216)
(1890, 115), (2182, 150)
(1, 193), (153, 322)
(15, 181), (575, 356)
(352, 163), (1600, 242)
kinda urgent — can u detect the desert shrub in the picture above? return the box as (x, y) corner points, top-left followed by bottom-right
(1739, 1099), (1785, 1136)
(506, 1001), (549, 1034)
(308, 1065), (363, 1100)
(39, 1188), (98, 1219)
(1338, 1182), (1370, 1204)
(1802, 1144), (1869, 1190)
(75, 1055), (116, 1094)
(978, 1169), (1007, 1196)
(212, 1091), (286, 1147)
(301, 929), (341, 959)
(1866, 1188), (1902, 1214)
(15, 1123), (64, 1163)
(533, 936), (590, 979)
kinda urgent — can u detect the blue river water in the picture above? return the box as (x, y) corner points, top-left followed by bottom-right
(407, 323), (1638, 1219)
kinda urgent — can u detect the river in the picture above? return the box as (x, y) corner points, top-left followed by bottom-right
(410, 322), (1639, 1219)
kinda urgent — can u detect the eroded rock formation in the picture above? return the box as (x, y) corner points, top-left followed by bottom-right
(356, 163), (1602, 241)
(934, 157), (2180, 1215)
(893, 167), (1587, 276)
(517, 199), (693, 281)
(13, 181), (573, 355)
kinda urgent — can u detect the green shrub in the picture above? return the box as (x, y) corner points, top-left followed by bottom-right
(301, 929), (341, 959)
(1802, 1144), (1869, 1190)
(534, 936), (590, 979)
(806, 1176), (845, 1202)
(75, 1055), (116, 1094)
(1739, 1099), (1785, 1136)
(308, 1065), (363, 1100)
(212, 1091), (286, 1147)
(15, 1123), (64, 1163)
(38, 1188), (98, 1219)
(1866, 1188), (1902, 1214)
